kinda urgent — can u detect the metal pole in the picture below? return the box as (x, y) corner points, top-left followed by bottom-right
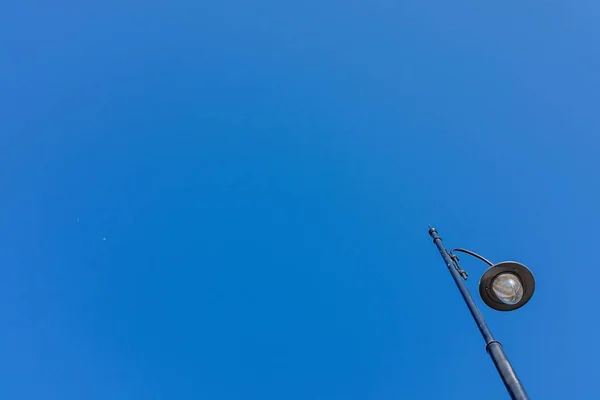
(428, 227), (529, 400)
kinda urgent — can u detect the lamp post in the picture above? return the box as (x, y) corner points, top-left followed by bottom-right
(428, 227), (534, 400)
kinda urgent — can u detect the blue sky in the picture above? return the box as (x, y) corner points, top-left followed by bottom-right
(1, 1), (599, 399)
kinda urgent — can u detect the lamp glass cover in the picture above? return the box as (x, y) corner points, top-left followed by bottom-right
(492, 273), (524, 305)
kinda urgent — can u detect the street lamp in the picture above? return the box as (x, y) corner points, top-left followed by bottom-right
(428, 227), (535, 400)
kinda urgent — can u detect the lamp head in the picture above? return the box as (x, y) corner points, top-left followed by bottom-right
(479, 261), (535, 311)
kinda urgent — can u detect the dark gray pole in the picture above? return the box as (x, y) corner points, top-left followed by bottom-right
(428, 227), (529, 400)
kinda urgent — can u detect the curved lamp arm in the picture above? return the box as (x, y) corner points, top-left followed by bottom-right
(451, 248), (494, 267)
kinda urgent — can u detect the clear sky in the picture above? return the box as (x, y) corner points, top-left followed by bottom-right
(1, 1), (599, 399)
